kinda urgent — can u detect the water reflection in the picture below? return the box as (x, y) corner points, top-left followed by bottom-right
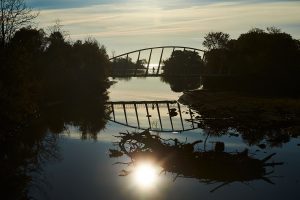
(110, 129), (284, 193)
(0, 121), (61, 200)
(132, 162), (160, 189)
(180, 91), (300, 147)
(160, 76), (202, 92)
(1, 92), (111, 199)
(4, 75), (298, 199)
(106, 100), (199, 132)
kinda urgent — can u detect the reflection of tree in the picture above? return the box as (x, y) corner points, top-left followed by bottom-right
(161, 76), (201, 92)
(0, 91), (110, 199)
(41, 93), (110, 140)
(180, 91), (300, 147)
(110, 130), (283, 192)
(0, 121), (60, 200)
(161, 50), (204, 92)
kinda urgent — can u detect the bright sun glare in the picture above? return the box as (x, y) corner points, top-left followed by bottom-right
(133, 163), (158, 188)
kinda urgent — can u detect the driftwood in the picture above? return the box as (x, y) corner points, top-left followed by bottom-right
(109, 129), (283, 192)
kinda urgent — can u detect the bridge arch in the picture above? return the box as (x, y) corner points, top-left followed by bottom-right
(109, 46), (206, 77)
(109, 46), (205, 60)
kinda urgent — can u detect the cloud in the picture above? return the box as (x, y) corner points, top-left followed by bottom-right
(35, 1), (300, 54)
(28, 0), (125, 9)
(28, 0), (300, 9)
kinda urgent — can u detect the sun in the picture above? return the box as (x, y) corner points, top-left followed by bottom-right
(133, 162), (158, 188)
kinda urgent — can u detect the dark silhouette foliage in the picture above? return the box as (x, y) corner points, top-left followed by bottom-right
(111, 57), (147, 77)
(163, 50), (204, 75)
(180, 91), (300, 147)
(0, 26), (111, 199)
(0, 27), (111, 136)
(161, 50), (204, 92)
(203, 31), (230, 50)
(0, 0), (38, 46)
(203, 28), (300, 95)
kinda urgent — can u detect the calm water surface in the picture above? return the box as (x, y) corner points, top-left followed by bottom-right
(29, 77), (300, 200)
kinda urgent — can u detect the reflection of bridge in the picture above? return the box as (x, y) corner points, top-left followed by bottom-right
(106, 100), (199, 132)
(109, 46), (205, 77)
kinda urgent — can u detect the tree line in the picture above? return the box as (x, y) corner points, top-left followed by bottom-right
(160, 27), (300, 94)
(202, 28), (300, 95)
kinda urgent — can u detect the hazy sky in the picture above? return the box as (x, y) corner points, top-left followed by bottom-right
(29, 0), (300, 56)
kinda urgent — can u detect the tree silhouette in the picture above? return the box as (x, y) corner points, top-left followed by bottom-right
(202, 27), (300, 95)
(0, 0), (38, 46)
(161, 50), (203, 92)
(203, 32), (230, 50)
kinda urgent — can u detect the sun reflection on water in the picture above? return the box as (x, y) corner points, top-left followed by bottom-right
(132, 162), (160, 189)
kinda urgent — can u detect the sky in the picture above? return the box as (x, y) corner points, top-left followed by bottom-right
(29, 0), (300, 57)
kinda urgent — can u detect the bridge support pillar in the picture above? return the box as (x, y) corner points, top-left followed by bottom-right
(189, 108), (195, 129)
(145, 103), (152, 129)
(167, 103), (174, 131)
(146, 49), (152, 76)
(156, 103), (163, 130)
(135, 51), (141, 76)
(123, 103), (128, 125)
(134, 103), (140, 129)
(157, 48), (164, 75)
(177, 103), (185, 131)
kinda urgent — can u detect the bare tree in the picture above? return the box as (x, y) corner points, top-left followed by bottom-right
(0, 0), (38, 46)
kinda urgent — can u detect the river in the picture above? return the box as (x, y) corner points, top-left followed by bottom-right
(28, 77), (300, 200)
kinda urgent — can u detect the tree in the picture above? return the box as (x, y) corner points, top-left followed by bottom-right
(0, 0), (38, 46)
(266, 26), (281, 34)
(161, 50), (203, 92)
(247, 27), (265, 34)
(202, 32), (230, 50)
(202, 27), (300, 95)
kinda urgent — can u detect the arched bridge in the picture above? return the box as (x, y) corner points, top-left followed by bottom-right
(106, 100), (200, 132)
(109, 46), (206, 77)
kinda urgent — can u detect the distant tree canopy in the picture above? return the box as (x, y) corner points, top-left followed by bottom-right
(202, 28), (300, 95)
(161, 50), (204, 92)
(112, 57), (146, 69)
(203, 32), (230, 50)
(110, 57), (147, 77)
(163, 50), (204, 76)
